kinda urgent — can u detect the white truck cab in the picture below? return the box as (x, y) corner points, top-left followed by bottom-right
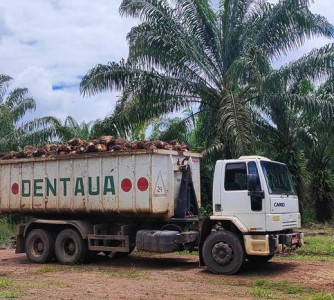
(200, 156), (303, 274)
(212, 156), (301, 231)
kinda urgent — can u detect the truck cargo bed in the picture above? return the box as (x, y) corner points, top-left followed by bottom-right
(0, 149), (201, 218)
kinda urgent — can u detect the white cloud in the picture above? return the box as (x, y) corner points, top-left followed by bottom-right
(0, 0), (136, 123)
(0, 0), (333, 124)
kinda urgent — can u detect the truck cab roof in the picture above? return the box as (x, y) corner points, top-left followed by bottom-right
(238, 156), (271, 161)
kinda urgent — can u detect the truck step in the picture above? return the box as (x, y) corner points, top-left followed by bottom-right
(87, 234), (129, 252)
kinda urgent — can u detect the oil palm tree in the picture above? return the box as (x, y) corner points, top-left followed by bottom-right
(54, 116), (96, 142)
(256, 58), (334, 217)
(81, 0), (334, 158)
(0, 75), (58, 152)
(303, 78), (334, 222)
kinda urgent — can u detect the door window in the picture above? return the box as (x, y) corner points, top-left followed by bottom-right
(248, 161), (262, 211)
(224, 163), (247, 191)
(247, 161), (261, 191)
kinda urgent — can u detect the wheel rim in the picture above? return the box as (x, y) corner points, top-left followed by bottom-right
(211, 242), (234, 265)
(62, 238), (76, 256)
(32, 238), (44, 256)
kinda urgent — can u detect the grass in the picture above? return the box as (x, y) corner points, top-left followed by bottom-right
(0, 291), (24, 299)
(41, 280), (69, 288)
(310, 293), (334, 300)
(297, 235), (334, 256)
(0, 276), (24, 299)
(108, 267), (150, 280)
(0, 274), (68, 299)
(170, 250), (198, 256)
(278, 254), (334, 262)
(248, 287), (274, 298)
(253, 279), (304, 294)
(0, 217), (16, 244)
(35, 264), (99, 274)
(249, 278), (334, 299)
(0, 279), (12, 288)
(35, 265), (67, 274)
(36, 263), (151, 280)
(280, 226), (334, 262)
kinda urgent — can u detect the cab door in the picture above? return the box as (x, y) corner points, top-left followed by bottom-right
(221, 161), (266, 231)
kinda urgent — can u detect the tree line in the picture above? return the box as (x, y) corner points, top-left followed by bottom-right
(1, 0), (334, 222)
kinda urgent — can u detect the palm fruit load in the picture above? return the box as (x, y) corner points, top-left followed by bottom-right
(0, 136), (190, 160)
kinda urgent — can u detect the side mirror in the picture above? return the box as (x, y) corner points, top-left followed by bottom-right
(247, 174), (258, 192)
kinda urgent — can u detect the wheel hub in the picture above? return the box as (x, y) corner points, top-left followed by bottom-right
(64, 239), (76, 256)
(212, 242), (233, 265)
(33, 239), (44, 255)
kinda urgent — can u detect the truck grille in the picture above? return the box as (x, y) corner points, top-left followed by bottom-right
(282, 221), (297, 228)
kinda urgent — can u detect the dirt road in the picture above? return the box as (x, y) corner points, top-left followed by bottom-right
(0, 250), (333, 299)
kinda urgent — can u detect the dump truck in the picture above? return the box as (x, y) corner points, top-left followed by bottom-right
(0, 150), (303, 274)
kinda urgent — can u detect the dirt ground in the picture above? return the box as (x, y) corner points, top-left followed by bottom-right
(0, 250), (333, 299)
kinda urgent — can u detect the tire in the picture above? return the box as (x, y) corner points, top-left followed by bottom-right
(55, 229), (87, 265)
(202, 231), (245, 275)
(25, 229), (55, 264)
(247, 255), (274, 263)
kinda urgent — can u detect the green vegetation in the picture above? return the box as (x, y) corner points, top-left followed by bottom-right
(297, 235), (334, 257)
(108, 267), (150, 280)
(249, 279), (334, 299)
(0, 74), (103, 151)
(0, 217), (16, 244)
(79, 0), (334, 222)
(248, 287), (274, 298)
(0, 279), (12, 288)
(0, 291), (24, 299)
(0, 276), (24, 299)
(0, 75), (62, 152)
(35, 265), (66, 274)
(252, 279), (304, 295)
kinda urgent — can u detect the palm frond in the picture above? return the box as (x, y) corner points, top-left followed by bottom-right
(269, 43), (334, 85)
(0, 74), (12, 102)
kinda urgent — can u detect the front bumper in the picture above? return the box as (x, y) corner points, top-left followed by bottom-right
(243, 232), (304, 256)
(276, 232), (304, 253)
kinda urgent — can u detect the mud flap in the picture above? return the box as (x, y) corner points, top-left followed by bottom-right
(175, 165), (199, 218)
(15, 225), (25, 253)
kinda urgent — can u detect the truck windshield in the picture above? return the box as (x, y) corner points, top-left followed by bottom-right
(260, 161), (296, 195)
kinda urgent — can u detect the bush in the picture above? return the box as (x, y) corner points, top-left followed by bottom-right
(0, 216), (17, 243)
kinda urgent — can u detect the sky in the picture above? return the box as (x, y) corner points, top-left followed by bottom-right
(0, 0), (333, 125)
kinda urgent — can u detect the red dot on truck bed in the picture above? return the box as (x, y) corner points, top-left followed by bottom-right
(137, 177), (149, 191)
(121, 178), (132, 192)
(11, 183), (19, 195)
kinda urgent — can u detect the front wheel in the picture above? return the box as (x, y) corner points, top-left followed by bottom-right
(55, 229), (87, 265)
(202, 231), (245, 275)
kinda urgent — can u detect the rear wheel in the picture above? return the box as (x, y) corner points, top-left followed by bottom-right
(25, 229), (55, 263)
(202, 231), (245, 275)
(55, 229), (87, 265)
(247, 255), (274, 263)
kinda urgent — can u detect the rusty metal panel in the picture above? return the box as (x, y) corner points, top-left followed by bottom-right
(21, 162), (32, 212)
(152, 154), (172, 214)
(0, 164), (11, 211)
(0, 150), (201, 217)
(118, 155), (135, 212)
(101, 156), (117, 212)
(135, 154), (151, 212)
(44, 161), (59, 212)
